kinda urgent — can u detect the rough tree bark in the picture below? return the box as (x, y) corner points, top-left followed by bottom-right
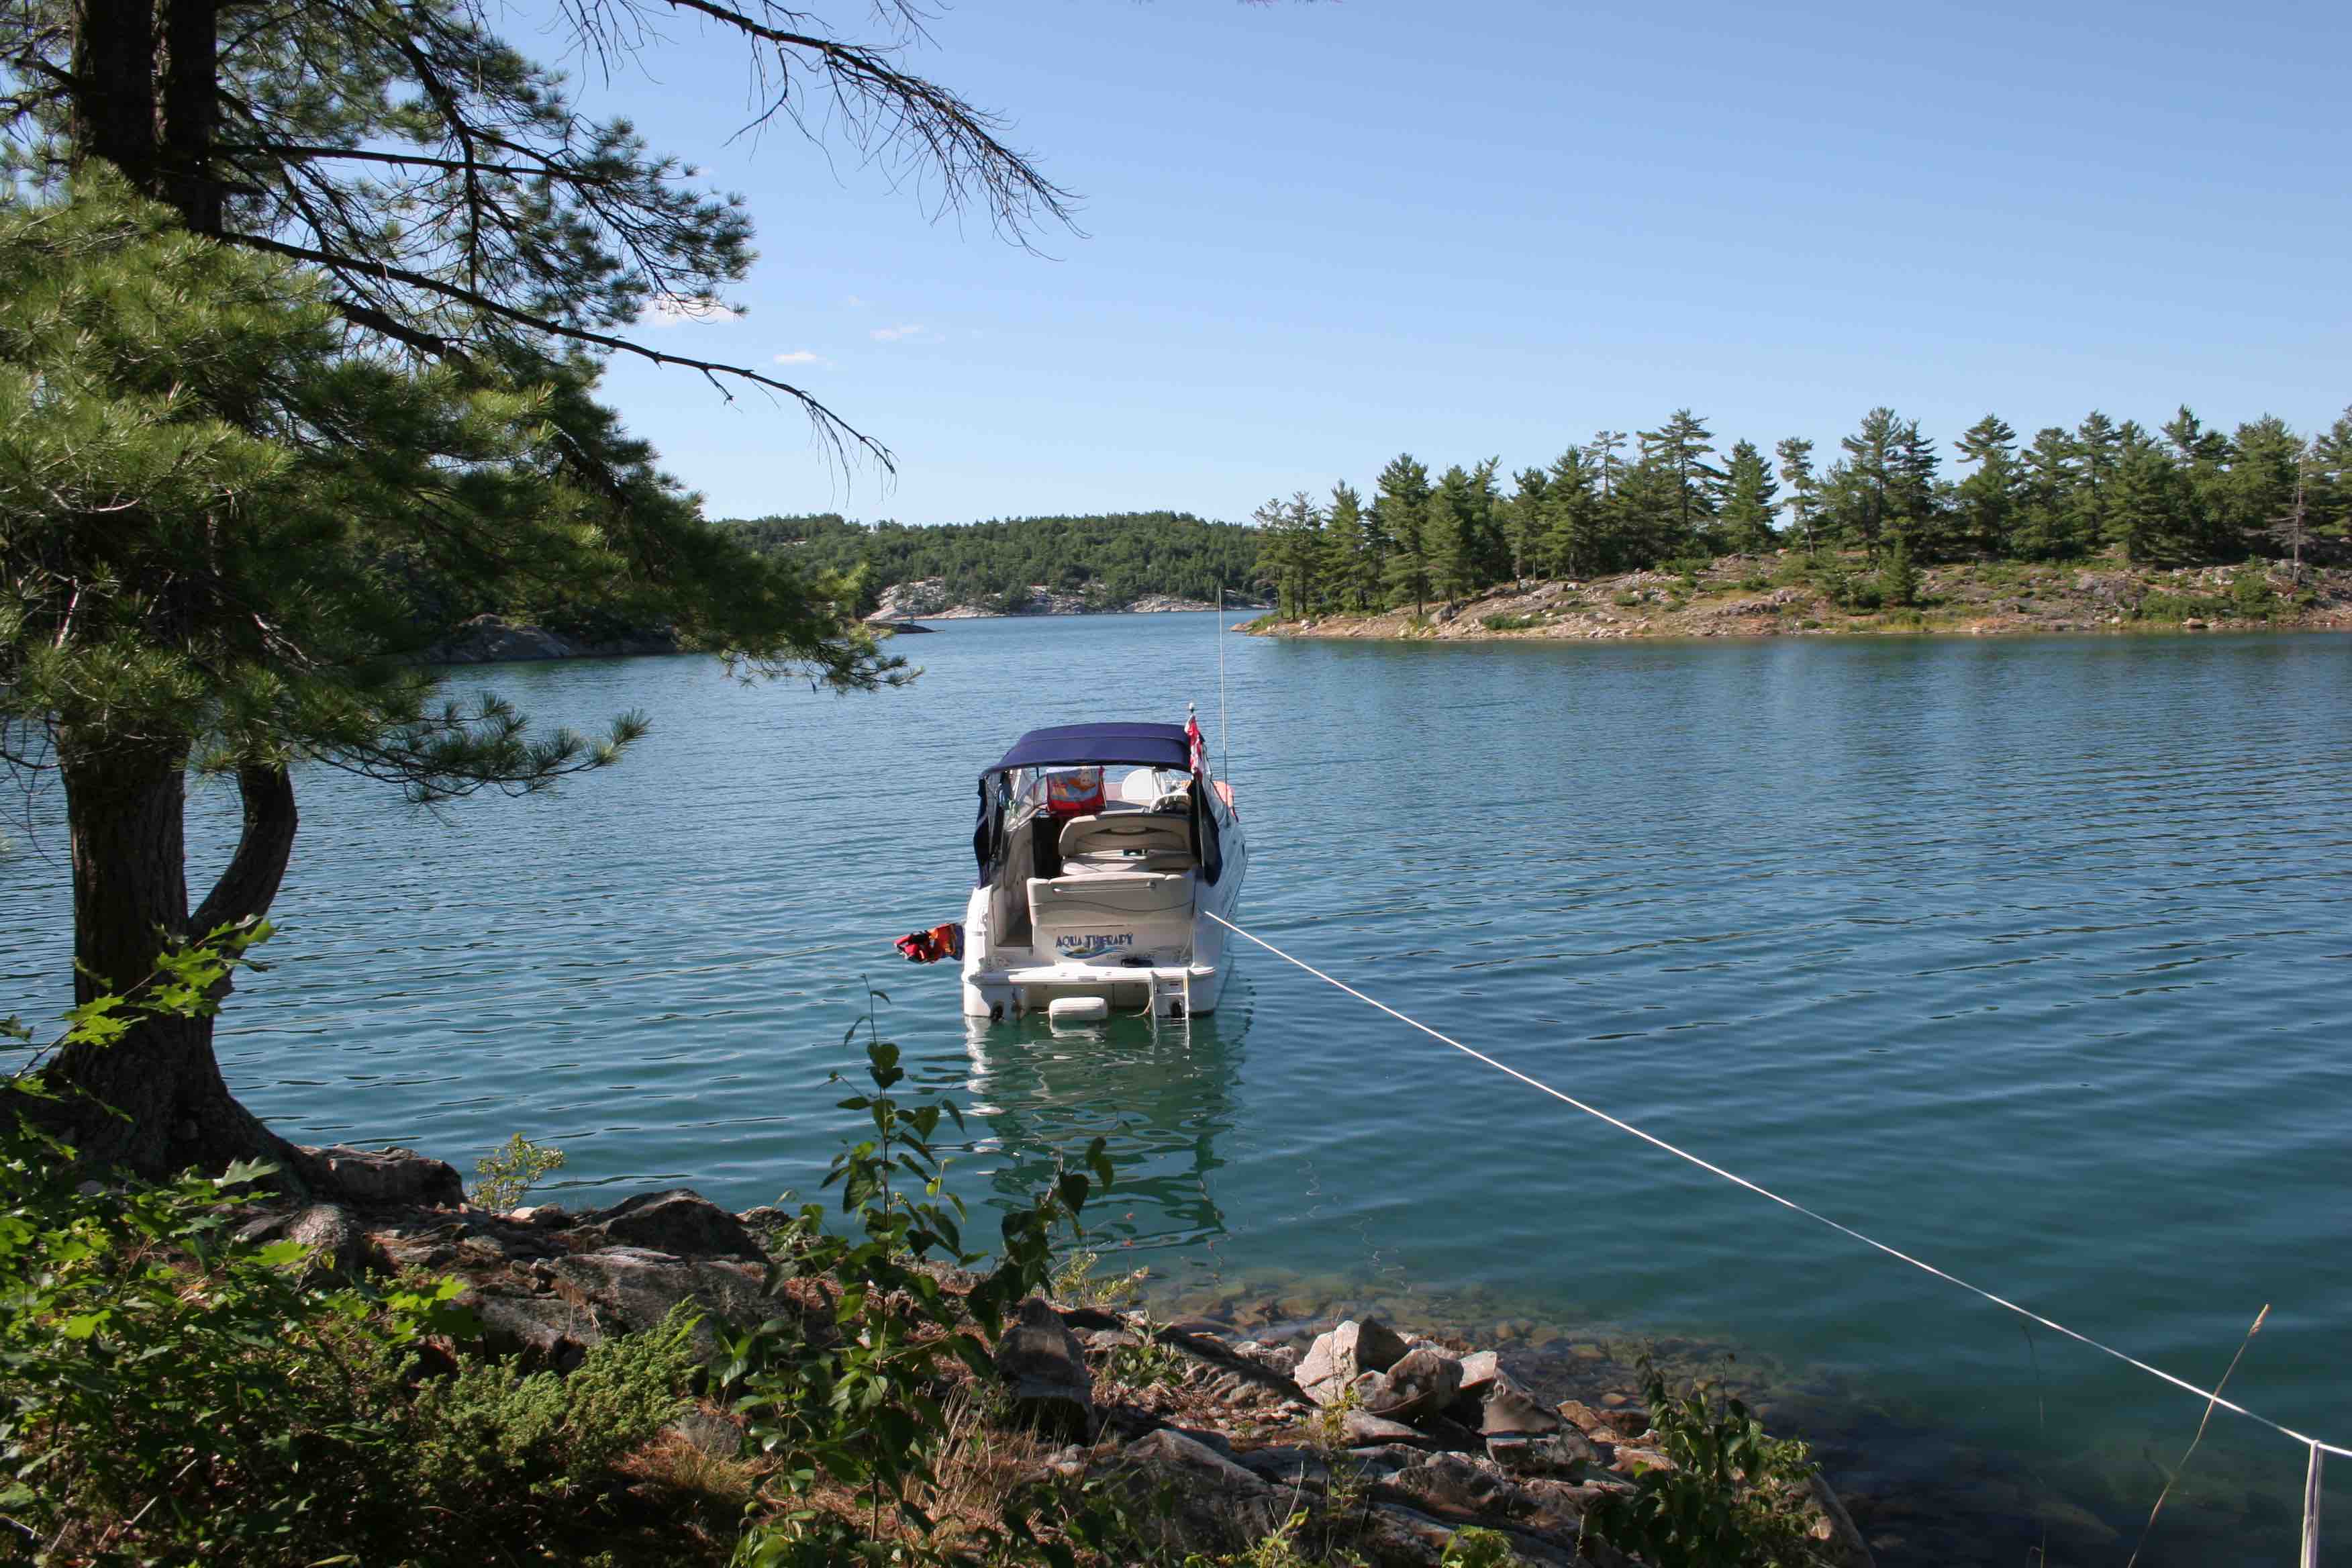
(51, 744), (305, 1178)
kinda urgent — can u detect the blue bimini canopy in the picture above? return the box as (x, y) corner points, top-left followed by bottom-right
(985, 722), (1189, 778)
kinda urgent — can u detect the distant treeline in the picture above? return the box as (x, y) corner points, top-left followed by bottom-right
(1253, 405), (2352, 617)
(715, 511), (1260, 613)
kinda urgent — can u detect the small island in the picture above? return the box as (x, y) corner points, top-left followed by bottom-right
(1248, 553), (2351, 643)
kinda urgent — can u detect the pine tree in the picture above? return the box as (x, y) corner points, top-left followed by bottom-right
(5, 0), (1081, 1177)
(1252, 492), (1328, 617)
(1, 186), (911, 1176)
(2228, 415), (2304, 560)
(1585, 430), (1628, 500)
(1954, 415), (2021, 557)
(1612, 442), (1685, 568)
(1888, 417), (1947, 558)
(1718, 439), (1780, 553)
(1826, 407), (1906, 556)
(1775, 437), (1821, 552)
(1542, 447), (1605, 577)
(1325, 481), (1377, 609)
(2161, 405), (2233, 558)
(1506, 467), (1549, 581)
(1466, 456), (1510, 587)
(2105, 427), (2190, 564)
(2310, 407), (2352, 543)
(1428, 464), (1479, 601)
(1636, 409), (1722, 557)
(1375, 452), (1434, 614)
(2070, 411), (2124, 549)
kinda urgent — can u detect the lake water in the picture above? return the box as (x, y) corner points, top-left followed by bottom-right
(5, 614), (2349, 1564)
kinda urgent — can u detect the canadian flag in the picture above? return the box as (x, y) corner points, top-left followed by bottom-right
(1186, 713), (1208, 776)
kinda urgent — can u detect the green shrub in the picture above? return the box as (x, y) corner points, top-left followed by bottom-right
(724, 987), (1112, 1564)
(2134, 589), (2227, 622)
(1479, 612), (1541, 632)
(1813, 556), (1880, 612)
(2231, 566), (2277, 618)
(409, 1303), (696, 1498)
(1877, 542), (1920, 609)
(1443, 1526), (1524, 1567)
(1585, 1356), (1824, 1568)
(1051, 1246), (1148, 1310)
(472, 1130), (567, 1210)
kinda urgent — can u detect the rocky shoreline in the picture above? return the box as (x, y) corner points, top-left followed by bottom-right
(869, 576), (1269, 622)
(1251, 556), (2352, 644)
(422, 612), (682, 665)
(245, 1145), (1881, 1567)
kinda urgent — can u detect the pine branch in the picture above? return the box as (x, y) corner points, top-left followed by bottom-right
(219, 229), (891, 470)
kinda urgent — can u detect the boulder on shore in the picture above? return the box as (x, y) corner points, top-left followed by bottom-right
(995, 1296), (1095, 1437)
(569, 1189), (765, 1262)
(297, 1144), (464, 1208)
(1297, 1316), (1412, 1404)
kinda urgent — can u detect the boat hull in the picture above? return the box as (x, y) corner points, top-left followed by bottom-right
(962, 828), (1247, 1020)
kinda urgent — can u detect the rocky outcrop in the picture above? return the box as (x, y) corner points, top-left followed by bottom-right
(296, 1144), (465, 1207)
(1253, 555), (2352, 645)
(567, 1189), (765, 1262)
(224, 1177), (1873, 1568)
(422, 614), (679, 665)
(865, 577), (1269, 622)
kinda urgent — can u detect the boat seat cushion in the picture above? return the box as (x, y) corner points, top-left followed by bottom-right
(1058, 813), (1193, 867)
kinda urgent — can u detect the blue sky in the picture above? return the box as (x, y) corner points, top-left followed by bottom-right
(571, 0), (2351, 524)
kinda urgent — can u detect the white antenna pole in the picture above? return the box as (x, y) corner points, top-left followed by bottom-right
(1218, 587), (1230, 785)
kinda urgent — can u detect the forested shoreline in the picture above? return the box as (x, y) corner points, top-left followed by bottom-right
(718, 511), (1260, 615)
(1251, 405), (2352, 619)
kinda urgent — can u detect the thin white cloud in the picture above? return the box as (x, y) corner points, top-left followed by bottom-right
(642, 292), (742, 327)
(843, 294), (866, 307)
(871, 322), (930, 343)
(773, 349), (826, 365)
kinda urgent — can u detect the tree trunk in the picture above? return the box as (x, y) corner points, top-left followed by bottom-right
(48, 746), (305, 1181)
(69, 0), (160, 191)
(157, 0), (222, 234)
(48, 0), (313, 1185)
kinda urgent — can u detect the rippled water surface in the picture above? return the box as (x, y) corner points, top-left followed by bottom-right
(6, 617), (2350, 1563)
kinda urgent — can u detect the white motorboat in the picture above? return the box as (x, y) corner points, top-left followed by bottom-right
(961, 713), (1247, 1020)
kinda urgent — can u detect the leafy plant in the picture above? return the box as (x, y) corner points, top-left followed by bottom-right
(407, 1302), (697, 1498)
(1104, 1312), (1188, 1393)
(2230, 565), (2277, 618)
(472, 1130), (569, 1211)
(1183, 1509), (1316, 1568)
(724, 985), (1113, 1563)
(1442, 1525), (1525, 1566)
(1051, 1248), (1149, 1310)
(1585, 1356), (1827, 1568)
(1479, 612), (1541, 632)
(1814, 555), (1881, 612)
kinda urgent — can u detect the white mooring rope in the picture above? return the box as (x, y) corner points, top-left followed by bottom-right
(1206, 910), (2352, 1517)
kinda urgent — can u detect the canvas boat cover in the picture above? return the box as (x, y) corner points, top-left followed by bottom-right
(983, 722), (1191, 778)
